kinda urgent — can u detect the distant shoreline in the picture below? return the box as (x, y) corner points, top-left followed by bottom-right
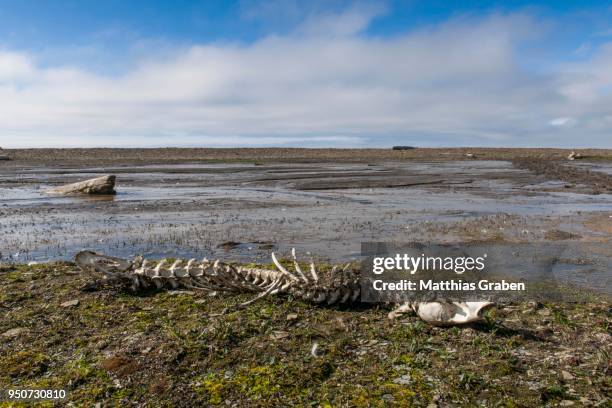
(2, 147), (612, 166)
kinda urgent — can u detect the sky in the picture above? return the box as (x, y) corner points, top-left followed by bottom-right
(0, 0), (612, 148)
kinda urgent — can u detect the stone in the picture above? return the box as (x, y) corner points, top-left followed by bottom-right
(94, 340), (108, 350)
(60, 299), (80, 307)
(392, 374), (412, 385)
(0, 155), (9, 161)
(46, 175), (116, 195)
(561, 370), (574, 381)
(381, 394), (394, 402)
(537, 308), (551, 316)
(270, 330), (290, 340)
(2, 328), (26, 338)
(286, 313), (298, 321)
(594, 332), (611, 343)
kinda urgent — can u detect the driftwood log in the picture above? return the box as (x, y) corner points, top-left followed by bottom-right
(46, 175), (116, 195)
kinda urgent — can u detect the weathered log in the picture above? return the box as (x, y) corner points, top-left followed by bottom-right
(46, 175), (116, 195)
(567, 151), (583, 161)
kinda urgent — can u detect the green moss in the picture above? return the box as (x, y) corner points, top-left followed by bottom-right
(0, 350), (50, 378)
(4, 271), (24, 282)
(540, 384), (568, 402)
(194, 374), (225, 405)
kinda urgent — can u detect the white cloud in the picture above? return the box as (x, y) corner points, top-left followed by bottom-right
(549, 117), (576, 126)
(0, 51), (36, 81)
(0, 11), (611, 147)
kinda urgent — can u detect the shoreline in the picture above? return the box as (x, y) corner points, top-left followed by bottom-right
(2, 147), (612, 166)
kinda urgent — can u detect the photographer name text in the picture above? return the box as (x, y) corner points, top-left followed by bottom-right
(372, 279), (525, 291)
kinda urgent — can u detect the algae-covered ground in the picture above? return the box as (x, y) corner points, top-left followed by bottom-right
(0, 262), (610, 407)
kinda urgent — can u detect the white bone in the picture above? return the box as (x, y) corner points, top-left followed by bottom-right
(271, 252), (300, 282)
(291, 248), (309, 282)
(309, 261), (319, 282)
(389, 301), (495, 326)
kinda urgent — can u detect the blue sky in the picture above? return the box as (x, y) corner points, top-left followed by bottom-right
(1, 0), (611, 147)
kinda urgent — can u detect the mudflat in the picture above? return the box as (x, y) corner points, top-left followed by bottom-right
(1, 147), (611, 291)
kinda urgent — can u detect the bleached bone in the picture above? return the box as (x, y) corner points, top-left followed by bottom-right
(389, 301), (495, 326)
(75, 250), (494, 326)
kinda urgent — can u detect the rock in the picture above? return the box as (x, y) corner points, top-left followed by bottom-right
(561, 370), (574, 381)
(94, 340), (108, 350)
(537, 308), (551, 316)
(286, 313), (298, 321)
(559, 400), (575, 406)
(2, 327), (26, 338)
(0, 155), (9, 161)
(46, 175), (116, 195)
(392, 146), (417, 150)
(392, 374), (412, 385)
(269, 330), (290, 340)
(310, 342), (321, 357)
(60, 299), (80, 307)
(465, 152), (476, 159)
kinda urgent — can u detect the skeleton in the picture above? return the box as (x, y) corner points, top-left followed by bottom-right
(75, 249), (494, 326)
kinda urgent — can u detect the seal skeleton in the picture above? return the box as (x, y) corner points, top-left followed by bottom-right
(75, 249), (494, 326)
